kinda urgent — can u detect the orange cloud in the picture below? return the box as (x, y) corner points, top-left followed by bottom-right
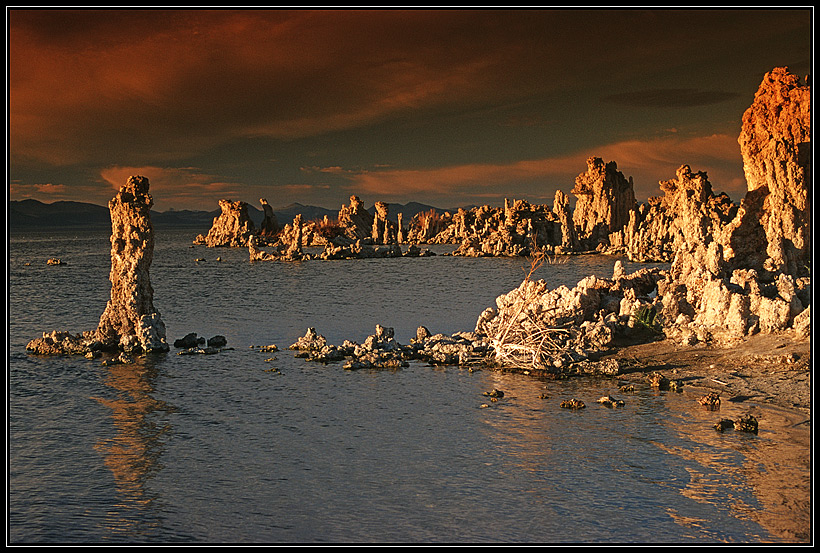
(9, 181), (70, 199)
(99, 166), (246, 210)
(9, 10), (550, 168)
(336, 133), (746, 202)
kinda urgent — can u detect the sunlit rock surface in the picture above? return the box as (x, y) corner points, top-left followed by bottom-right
(194, 199), (257, 247)
(571, 157), (635, 249)
(95, 176), (169, 352)
(27, 176), (169, 355)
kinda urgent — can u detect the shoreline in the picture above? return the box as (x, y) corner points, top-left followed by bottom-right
(597, 332), (811, 416)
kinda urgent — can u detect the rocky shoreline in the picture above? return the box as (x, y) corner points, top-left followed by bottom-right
(26, 67), (810, 422)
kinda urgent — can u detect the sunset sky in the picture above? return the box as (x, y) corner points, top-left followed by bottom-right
(8, 8), (812, 212)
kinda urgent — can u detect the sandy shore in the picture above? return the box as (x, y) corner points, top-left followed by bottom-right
(600, 332), (811, 414)
(594, 331), (811, 543)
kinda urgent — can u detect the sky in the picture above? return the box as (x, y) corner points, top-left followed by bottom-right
(7, 8), (813, 212)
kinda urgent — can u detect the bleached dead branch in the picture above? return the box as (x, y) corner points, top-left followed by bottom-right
(487, 240), (574, 370)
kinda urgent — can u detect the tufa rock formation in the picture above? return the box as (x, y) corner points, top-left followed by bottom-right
(477, 67), (810, 372)
(622, 165), (737, 263)
(338, 195), (375, 241)
(27, 176), (169, 355)
(194, 199), (257, 247)
(730, 66), (811, 277)
(446, 199), (564, 257)
(371, 201), (397, 244)
(571, 157), (635, 249)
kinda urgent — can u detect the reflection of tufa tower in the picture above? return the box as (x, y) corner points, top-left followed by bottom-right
(95, 176), (169, 353)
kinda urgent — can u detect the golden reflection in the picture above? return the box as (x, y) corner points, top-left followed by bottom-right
(91, 355), (173, 537)
(655, 394), (810, 543)
(477, 371), (558, 471)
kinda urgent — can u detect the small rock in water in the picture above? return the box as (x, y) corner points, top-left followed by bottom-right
(174, 332), (201, 349)
(698, 391), (721, 410)
(596, 395), (625, 407)
(713, 419), (735, 432)
(483, 388), (504, 398)
(560, 398), (586, 409)
(734, 414), (759, 434)
(207, 335), (227, 348)
(646, 372), (669, 389)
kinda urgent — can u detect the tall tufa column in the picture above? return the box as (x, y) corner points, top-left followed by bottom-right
(96, 176), (169, 353)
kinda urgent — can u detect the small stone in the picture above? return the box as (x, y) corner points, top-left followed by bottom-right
(560, 398), (586, 409)
(734, 414), (759, 434)
(698, 392), (721, 410)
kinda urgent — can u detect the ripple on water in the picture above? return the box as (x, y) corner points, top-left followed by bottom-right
(8, 227), (808, 543)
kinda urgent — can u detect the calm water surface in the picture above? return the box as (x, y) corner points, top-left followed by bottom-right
(8, 228), (810, 543)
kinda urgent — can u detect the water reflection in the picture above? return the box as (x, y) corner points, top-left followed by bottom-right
(657, 398), (811, 543)
(91, 355), (173, 540)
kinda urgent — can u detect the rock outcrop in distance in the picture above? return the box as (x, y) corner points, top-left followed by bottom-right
(27, 176), (170, 356)
(193, 199), (257, 247)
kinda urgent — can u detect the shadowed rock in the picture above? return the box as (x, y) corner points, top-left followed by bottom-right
(259, 198), (280, 236)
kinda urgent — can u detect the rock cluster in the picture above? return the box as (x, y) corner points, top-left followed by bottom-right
(475, 262), (666, 375)
(476, 67), (811, 372)
(449, 199), (565, 257)
(287, 325), (490, 370)
(620, 165), (737, 263)
(338, 195), (375, 241)
(27, 176), (169, 356)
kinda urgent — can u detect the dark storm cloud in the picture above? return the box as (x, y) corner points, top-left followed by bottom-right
(8, 8), (812, 210)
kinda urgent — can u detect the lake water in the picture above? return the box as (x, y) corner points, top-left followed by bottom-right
(7, 227), (810, 544)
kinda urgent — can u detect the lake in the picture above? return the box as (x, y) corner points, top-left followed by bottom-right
(7, 227), (810, 543)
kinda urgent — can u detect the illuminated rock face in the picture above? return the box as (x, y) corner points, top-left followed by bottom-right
(197, 199), (257, 247)
(338, 195), (375, 241)
(95, 176), (169, 353)
(571, 157), (635, 248)
(731, 67), (811, 277)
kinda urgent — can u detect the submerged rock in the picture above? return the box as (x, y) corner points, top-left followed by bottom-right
(734, 414), (759, 434)
(698, 391), (721, 410)
(560, 398), (586, 409)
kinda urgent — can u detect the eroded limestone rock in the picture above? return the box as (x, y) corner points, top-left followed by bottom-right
(338, 195), (375, 241)
(27, 175), (169, 355)
(95, 176), (169, 353)
(195, 199), (257, 247)
(731, 67), (811, 277)
(571, 157), (635, 249)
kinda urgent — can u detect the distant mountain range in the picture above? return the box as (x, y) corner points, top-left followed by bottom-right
(7, 198), (453, 230)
